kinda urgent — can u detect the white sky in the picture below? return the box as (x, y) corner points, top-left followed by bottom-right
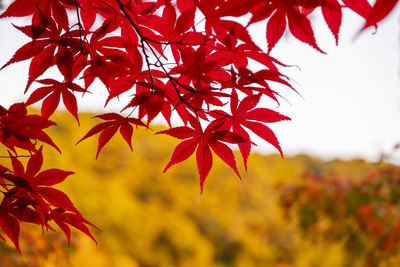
(0, 5), (399, 162)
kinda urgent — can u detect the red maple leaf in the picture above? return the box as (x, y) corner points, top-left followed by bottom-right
(158, 113), (247, 192)
(0, 103), (60, 153)
(26, 79), (86, 123)
(76, 113), (147, 158)
(209, 89), (290, 169)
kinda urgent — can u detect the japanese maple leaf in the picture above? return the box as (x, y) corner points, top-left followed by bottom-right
(209, 89), (290, 170)
(0, 103), (60, 153)
(76, 113), (147, 158)
(26, 79), (86, 123)
(171, 46), (230, 85)
(3, 147), (78, 215)
(157, 113), (247, 192)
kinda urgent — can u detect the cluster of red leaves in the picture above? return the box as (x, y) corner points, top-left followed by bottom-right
(0, 103), (97, 252)
(0, 0), (398, 250)
(279, 166), (400, 265)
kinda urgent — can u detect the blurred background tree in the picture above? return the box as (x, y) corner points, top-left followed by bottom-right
(279, 166), (400, 266)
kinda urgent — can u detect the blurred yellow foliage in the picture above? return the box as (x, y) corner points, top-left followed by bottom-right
(0, 111), (383, 266)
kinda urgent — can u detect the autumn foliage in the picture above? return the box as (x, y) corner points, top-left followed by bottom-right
(279, 166), (400, 266)
(0, 0), (398, 251)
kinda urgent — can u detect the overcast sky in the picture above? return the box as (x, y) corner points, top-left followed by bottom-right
(0, 5), (399, 162)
